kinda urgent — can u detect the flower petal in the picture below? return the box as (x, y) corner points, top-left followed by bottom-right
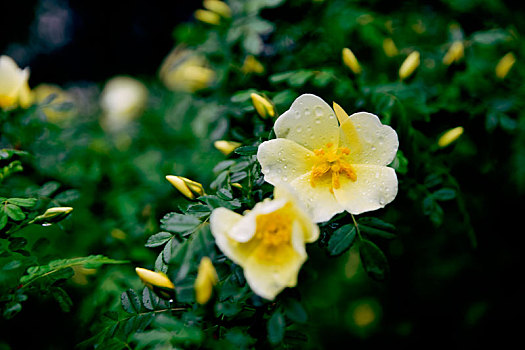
(0, 56), (27, 97)
(333, 164), (398, 215)
(340, 112), (399, 166)
(210, 208), (257, 265)
(289, 173), (345, 223)
(243, 222), (306, 300)
(274, 94), (340, 151)
(257, 138), (316, 186)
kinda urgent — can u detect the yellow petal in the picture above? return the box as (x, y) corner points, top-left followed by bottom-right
(333, 164), (397, 215)
(251, 93), (275, 118)
(333, 101), (349, 124)
(257, 138), (316, 186)
(382, 38), (399, 57)
(242, 222), (307, 300)
(274, 94), (339, 151)
(442, 41), (464, 65)
(166, 175), (194, 199)
(203, 0), (231, 18)
(214, 140), (241, 155)
(339, 112), (398, 166)
(195, 9), (221, 25)
(289, 173), (345, 223)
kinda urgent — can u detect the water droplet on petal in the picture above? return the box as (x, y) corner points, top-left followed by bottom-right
(314, 106), (324, 117)
(304, 108), (311, 117)
(296, 126), (302, 133)
(315, 118), (321, 124)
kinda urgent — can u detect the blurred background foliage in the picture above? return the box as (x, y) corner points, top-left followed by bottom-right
(1, 0), (524, 348)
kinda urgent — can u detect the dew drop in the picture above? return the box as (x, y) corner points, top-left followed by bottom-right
(315, 118), (321, 124)
(295, 111), (301, 119)
(296, 126), (303, 133)
(282, 176), (288, 182)
(314, 105), (324, 117)
(304, 108), (312, 117)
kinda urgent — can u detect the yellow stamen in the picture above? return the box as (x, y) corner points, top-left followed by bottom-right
(255, 204), (292, 262)
(310, 143), (357, 192)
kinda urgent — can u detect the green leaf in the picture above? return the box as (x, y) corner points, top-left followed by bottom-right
(432, 188), (456, 201)
(54, 190), (81, 205)
(145, 232), (173, 248)
(20, 255), (127, 285)
(121, 289), (141, 314)
(268, 310), (286, 345)
(8, 237), (28, 251)
(160, 213), (201, 234)
(284, 299), (308, 323)
(4, 204), (25, 221)
(3, 302), (22, 319)
(51, 286), (73, 312)
(217, 188), (234, 201)
(359, 239), (390, 281)
(0, 211), (7, 230)
(358, 217), (396, 239)
(234, 146), (258, 156)
(327, 225), (356, 256)
(37, 181), (61, 197)
(7, 198), (38, 207)
(186, 204), (211, 218)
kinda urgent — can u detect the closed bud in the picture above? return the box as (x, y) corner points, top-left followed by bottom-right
(160, 49), (215, 92)
(203, 0), (231, 18)
(214, 140), (241, 156)
(194, 257), (218, 304)
(382, 38), (399, 57)
(495, 52), (516, 80)
(30, 207), (73, 225)
(250, 93), (275, 118)
(399, 51), (420, 80)
(231, 182), (243, 189)
(342, 48), (362, 74)
(438, 126), (464, 148)
(241, 55), (265, 74)
(195, 9), (221, 25)
(442, 41), (464, 65)
(135, 267), (175, 300)
(166, 175), (205, 200)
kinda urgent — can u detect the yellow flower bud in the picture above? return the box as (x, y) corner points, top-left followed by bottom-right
(438, 126), (464, 148)
(214, 140), (241, 156)
(382, 38), (399, 57)
(495, 52), (516, 80)
(0, 55), (33, 110)
(203, 0), (231, 18)
(231, 182), (243, 189)
(250, 93), (275, 118)
(194, 257), (218, 304)
(399, 51), (420, 80)
(342, 48), (362, 74)
(195, 9), (221, 25)
(30, 207), (73, 225)
(241, 55), (265, 74)
(166, 175), (205, 200)
(442, 41), (464, 65)
(135, 267), (175, 300)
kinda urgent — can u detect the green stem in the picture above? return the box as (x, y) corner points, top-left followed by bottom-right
(350, 214), (362, 241)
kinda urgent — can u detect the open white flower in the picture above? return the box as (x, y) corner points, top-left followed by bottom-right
(210, 185), (319, 300)
(257, 94), (399, 223)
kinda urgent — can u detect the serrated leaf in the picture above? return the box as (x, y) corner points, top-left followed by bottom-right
(7, 198), (37, 207)
(145, 232), (173, 248)
(51, 286), (73, 312)
(4, 204), (25, 221)
(230, 161), (251, 172)
(230, 172), (248, 183)
(284, 299), (307, 323)
(327, 225), (356, 256)
(121, 289), (141, 314)
(268, 310), (285, 345)
(359, 239), (389, 281)
(160, 213), (201, 234)
(432, 188), (456, 201)
(186, 204), (211, 218)
(234, 146), (258, 156)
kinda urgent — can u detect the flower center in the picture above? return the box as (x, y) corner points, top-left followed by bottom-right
(255, 204), (292, 261)
(310, 142), (357, 192)
(0, 95), (15, 109)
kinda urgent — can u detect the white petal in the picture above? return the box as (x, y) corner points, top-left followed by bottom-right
(289, 173), (345, 223)
(257, 138), (315, 186)
(0, 56), (27, 96)
(339, 112), (399, 166)
(333, 164), (398, 215)
(274, 94), (340, 151)
(242, 222), (306, 300)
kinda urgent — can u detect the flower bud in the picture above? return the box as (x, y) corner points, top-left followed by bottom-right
(438, 126), (464, 148)
(382, 38), (399, 57)
(135, 267), (175, 300)
(214, 140), (241, 156)
(203, 0), (231, 18)
(194, 257), (218, 304)
(241, 55), (265, 74)
(342, 48), (362, 74)
(166, 175), (205, 200)
(250, 93), (275, 118)
(0, 55), (33, 110)
(399, 51), (420, 80)
(30, 207), (73, 225)
(195, 9), (221, 25)
(442, 41), (464, 65)
(495, 52), (516, 80)
(159, 49), (215, 92)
